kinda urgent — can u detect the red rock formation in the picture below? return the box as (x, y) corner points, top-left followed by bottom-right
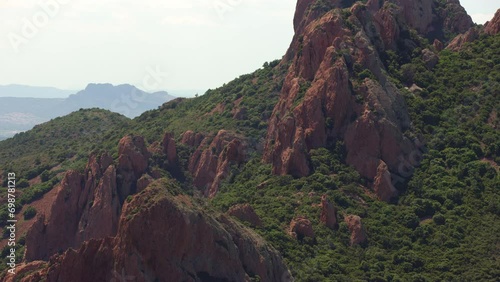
(180, 130), (205, 148)
(15, 182), (292, 282)
(228, 204), (263, 227)
(136, 174), (153, 192)
(433, 39), (444, 52)
(372, 160), (398, 202)
(447, 27), (479, 51)
(320, 195), (337, 229)
(25, 135), (152, 261)
(263, 0), (473, 199)
(230, 97), (247, 120)
(162, 132), (177, 164)
(117, 135), (150, 201)
(25, 152), (121, 261)
(117, 135), (150, 179)
(439, 0), (473, 34)
(344, 215), (367, 245)
(188, 130), (245, 197)
(147, 140), (163, 156)
(393, 0), (434, 34)
(422, 48), (439, 70)
(1, 261), (47, 282)
(361, 0), (472, 50)
(485, 9), (500, 35)
(289, 216), (315, 240)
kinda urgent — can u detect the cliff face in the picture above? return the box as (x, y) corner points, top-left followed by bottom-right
(263, 0), (472, 201)
(14, 181), (291, 282)
(25, 135), (151, 261)
(485, 9), (500, 35)
(24, 153), (120, 261)
(183, 130), (246, 198)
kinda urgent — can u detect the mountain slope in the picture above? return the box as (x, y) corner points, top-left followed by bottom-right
(0, 84), (175, 140)
(0, 1), (499, 281)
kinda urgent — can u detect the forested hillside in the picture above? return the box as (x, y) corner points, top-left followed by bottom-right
(0, 1), (498, 281)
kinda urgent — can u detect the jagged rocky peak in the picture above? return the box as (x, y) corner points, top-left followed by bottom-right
(24, 152), (121, 261)
(290, 0), (472, 53)
(485, 9), (500, 35)
(12, 181), (292, 282)
(264, 0), (474, 202)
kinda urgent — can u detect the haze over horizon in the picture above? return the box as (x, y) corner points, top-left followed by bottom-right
(0, 0), (497, 98)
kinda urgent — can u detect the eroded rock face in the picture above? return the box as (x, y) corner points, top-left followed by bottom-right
(289, 216), (315, 240)
(25, 153), (121, 261)
(447, 27), (479, 51)
(433, 39), (444, 52)
(162, 132), (177, 165)
(344, 215), (367, 245)
(263, 0), (473, 199)
(372, 160), (398, 202)
(228, 204), (263, 227)
(187, 130), (245, 198)
(320, 195), (337, 229)
(117, 135), (150, 201)
(485, 9), (500, 35)
(180, 130), (205, 148)
(439, 0), (473, 34)
(117, 135), (150, 179)
(17, 181), (292, 282)
(25, 135), (152, 262)
(422, 48), (439, 70)
(1, 261), (47, 282)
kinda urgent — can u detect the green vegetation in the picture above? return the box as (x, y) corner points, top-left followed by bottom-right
(133, 60), (285, 144)
(23, 206), (37, 220)
(208, 34), (500, 280)
(0, 108), (131, 175)
(0, 19), (498, 282)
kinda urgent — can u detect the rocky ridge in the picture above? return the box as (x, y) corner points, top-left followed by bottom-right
(8, 180), (292, 282)
(263, 0), (473, 201)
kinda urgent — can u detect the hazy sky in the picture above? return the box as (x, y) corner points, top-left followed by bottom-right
(0, 0), (497, 96)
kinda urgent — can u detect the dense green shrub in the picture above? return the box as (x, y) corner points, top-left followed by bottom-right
(23, 206), (37, 220)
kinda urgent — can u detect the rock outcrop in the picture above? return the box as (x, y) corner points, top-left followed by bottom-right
(116, 135), (150, 201)
(344, 215), (367, 245)
(447, 27), (479, 51)
(438, 0), (473, 34)
(372, 160), (398, 202)
(162, 132), (177, 165)
(485, 9), (500, 35)
(264, 0), (471, 199)
(180, 130), (205, 148)
(422, 48), (439, 70)
(289, 216), (315, 240)
(25, 152), (121, 261)
(184, 130), (245, 198)
(25, 135), (152, 261)
(228, 203), (263, 227)
(320, 195), (337, 229)
(15, 180), (292, 282)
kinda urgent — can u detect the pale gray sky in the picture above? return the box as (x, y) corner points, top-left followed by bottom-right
(0, 0), (497, 96)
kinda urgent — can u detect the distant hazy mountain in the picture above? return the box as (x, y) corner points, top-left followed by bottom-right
(0, 84), (175, 140)
(62, 83), (175, 117)
(0, 84), (75, 98)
